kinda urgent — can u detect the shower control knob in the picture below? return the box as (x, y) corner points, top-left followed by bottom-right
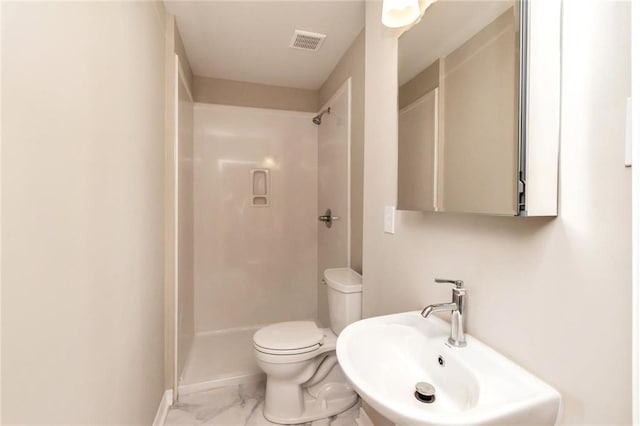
(318, 208), (340, 228)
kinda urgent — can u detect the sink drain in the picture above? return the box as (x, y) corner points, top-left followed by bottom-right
(415, 382), (436, 403)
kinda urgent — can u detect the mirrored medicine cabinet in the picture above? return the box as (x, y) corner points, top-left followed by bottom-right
(396, 0), (560, 216)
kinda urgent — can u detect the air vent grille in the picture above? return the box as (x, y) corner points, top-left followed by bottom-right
(289, 30), (327, 52)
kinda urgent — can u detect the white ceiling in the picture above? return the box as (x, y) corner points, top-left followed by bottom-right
(398, 0), (514, 85)
(164, 1), (365, 90)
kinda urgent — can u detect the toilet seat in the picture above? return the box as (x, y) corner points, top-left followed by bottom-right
(253, 321), (324, 354)
(254, 324), (337, 364)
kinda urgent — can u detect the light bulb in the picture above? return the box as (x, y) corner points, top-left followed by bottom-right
(381, 0), (420, 28)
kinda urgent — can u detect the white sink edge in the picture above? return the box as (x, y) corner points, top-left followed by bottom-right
(336, 311), (562, 426)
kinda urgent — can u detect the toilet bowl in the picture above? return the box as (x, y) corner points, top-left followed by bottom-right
(253, 268), (362, 424)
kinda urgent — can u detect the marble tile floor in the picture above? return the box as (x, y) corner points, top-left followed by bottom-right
(165, 381), (360, 426)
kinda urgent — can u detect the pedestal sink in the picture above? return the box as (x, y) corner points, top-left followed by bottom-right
(336, 312), (561, 425)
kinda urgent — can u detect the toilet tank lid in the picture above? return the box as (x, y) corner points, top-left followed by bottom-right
(324, 268), (362, 294)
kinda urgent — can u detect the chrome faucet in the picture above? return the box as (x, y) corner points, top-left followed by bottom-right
(421, 279), (466, 347)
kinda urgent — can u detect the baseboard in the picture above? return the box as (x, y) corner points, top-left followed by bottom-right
(152, 389), (173, 426)
(178, 372), (265, 395)
(355, 407), (374, 426)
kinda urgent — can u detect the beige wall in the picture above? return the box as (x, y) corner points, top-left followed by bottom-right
(320, 30), (365, 274)
(363, 0), (631, 425)
(2, 1), (167, 423)
(397, 88), (438, 212)
(164, 12), (196, 394)
(398, 59), (439, 110)
(177, 70), (195, 380)
(441, 9), (517, 215)
(193, 76), (319, 113)
(163, 11), (177, 394)
(0, 0), (3, 420)
(175, 24), (193, 93)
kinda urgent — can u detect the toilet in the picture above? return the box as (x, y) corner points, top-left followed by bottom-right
(253, 267), (362, 424)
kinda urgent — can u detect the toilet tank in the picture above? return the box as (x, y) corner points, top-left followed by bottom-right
(324, 268), (363, 335)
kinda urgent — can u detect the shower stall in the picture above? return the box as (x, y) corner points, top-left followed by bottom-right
(172, 80), (352, 397)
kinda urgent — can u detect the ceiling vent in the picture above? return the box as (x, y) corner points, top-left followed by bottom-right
(289, 30), (327, 52)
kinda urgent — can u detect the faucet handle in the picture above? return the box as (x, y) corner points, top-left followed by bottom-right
(435, 278), (464, 289)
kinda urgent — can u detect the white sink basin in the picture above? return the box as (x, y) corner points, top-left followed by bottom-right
(336, 312), (561, 425)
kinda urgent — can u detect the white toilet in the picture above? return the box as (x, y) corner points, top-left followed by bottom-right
(253, 267), (362, 424)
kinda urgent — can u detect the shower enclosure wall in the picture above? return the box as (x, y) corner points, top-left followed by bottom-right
(172, 77), (352, 396)
(178, 104), (321, 393)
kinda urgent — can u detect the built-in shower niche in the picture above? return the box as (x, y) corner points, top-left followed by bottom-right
(251, 168), (270, 206)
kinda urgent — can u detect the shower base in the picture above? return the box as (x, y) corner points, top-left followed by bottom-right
(179, 325), (265, 395)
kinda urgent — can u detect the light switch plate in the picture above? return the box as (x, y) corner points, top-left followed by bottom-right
(384, 206), (396, 234)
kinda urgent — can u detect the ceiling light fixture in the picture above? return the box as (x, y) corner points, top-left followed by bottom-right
(381, 0), (420, 28)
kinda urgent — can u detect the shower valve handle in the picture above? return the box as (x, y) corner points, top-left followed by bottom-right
(318, 208), (340, 228)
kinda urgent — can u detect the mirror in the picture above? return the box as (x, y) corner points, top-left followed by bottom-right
(397, 0), (523, 215)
